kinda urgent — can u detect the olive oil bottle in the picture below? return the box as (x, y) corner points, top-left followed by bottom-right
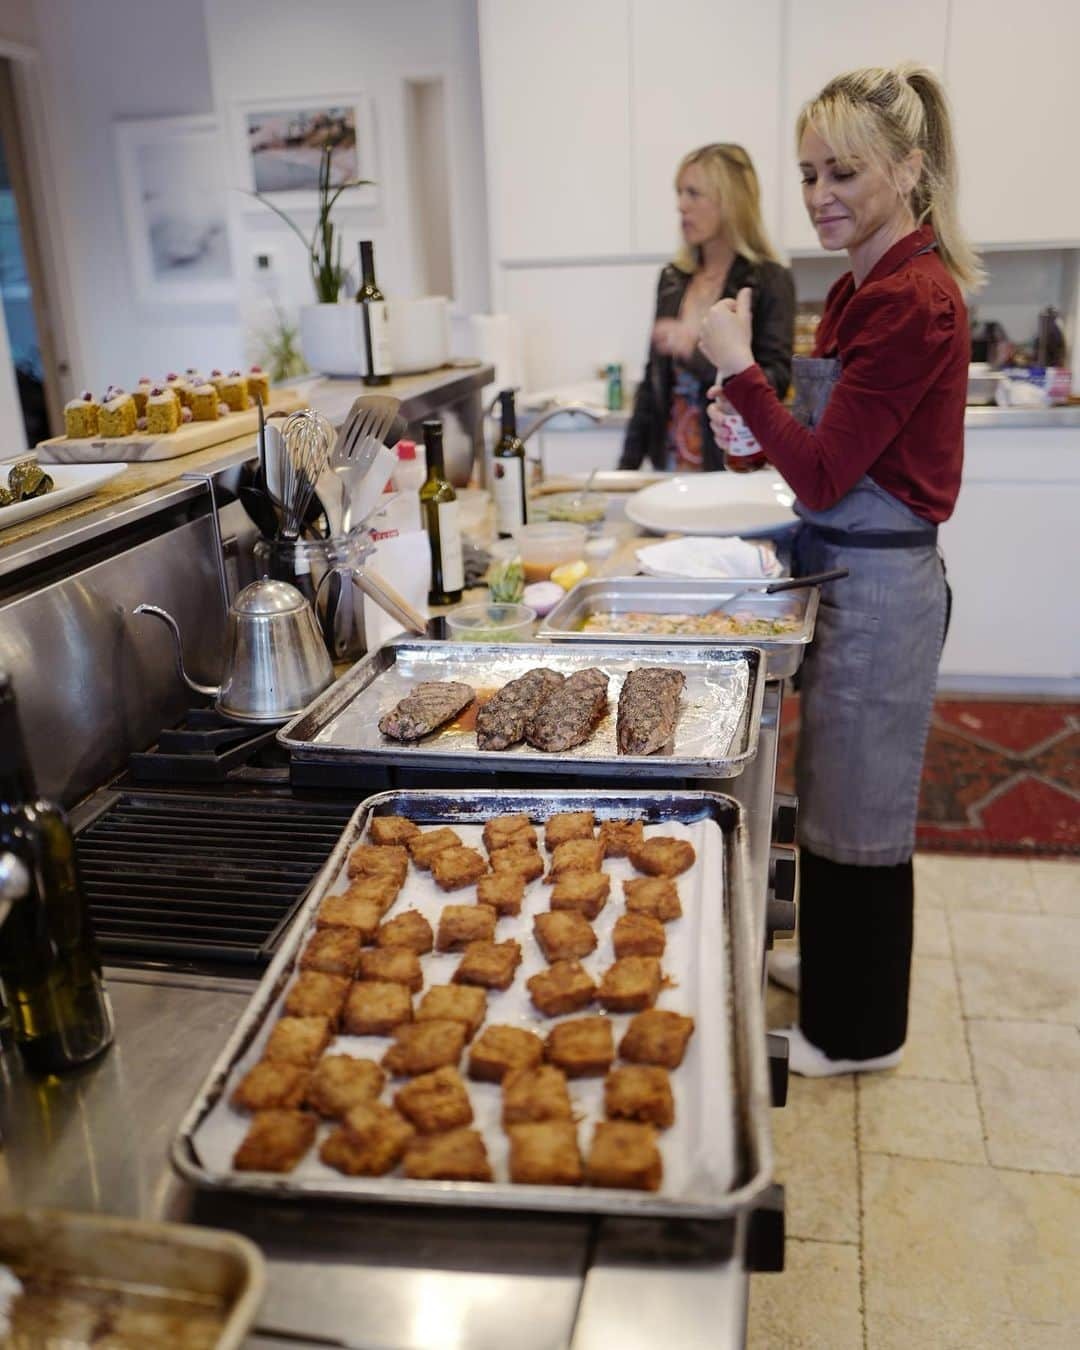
(492, 388), (528, 538)
(419, 420), (464, 606)
(0, 674), (114, 1074)
(356, 240), (392, 386)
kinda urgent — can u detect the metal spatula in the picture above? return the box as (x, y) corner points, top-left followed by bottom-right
(323, 395), (400, 534)
(714, 567), (849, 606)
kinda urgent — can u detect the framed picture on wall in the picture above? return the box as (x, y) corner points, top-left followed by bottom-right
(231, 96), (378, 210)
(114, 115), (236, 305)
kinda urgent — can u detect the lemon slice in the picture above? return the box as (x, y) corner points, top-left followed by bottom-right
(550, 560), (589, 590)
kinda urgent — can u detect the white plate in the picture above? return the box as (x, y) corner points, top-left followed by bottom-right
(0, 462), (126, 529)
(626, 470), (797, 537)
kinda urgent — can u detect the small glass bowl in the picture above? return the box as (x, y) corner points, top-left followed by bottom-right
(444, 601), (537, 643)
(514, 522), (588, 582)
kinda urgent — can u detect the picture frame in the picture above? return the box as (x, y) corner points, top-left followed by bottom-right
(114, 115), (236, 305)
(231, 95), (378, 211)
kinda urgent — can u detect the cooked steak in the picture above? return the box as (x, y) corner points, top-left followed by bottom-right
(617, 667), (685, 755)
(379, 681), (475, 742)
(525, 668), (609, 753)
(476, 667), (565, 751)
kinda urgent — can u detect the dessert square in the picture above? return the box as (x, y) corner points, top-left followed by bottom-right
(452, 939), (522, 991)
(622, 877), (683, 922)
(488, 843), (544, 883)
(189, 383), (219, 421)
(533, 910), (597, 962)
(544, 1015), (614, 1078)
(545, 838), (604, 882)
(231, 1060), (309, 1111)
(415, 985), (487, 1039)
(368, 814), (421, 846)
(612, 913), (667, 959)
(403, 1128), (493, 1182)
(375, 909), (434, 954)
(358, 947), (424, 992)
(283, 971), (351, 1023)
(219, 371), (249, 412)
(317, 893), (386, 940)
(247, 366), (271, 406)
(501, 1065), (573, 1125)
(482, 814), (537, 853)
(99, 393), (137, 437)
(544, 811), (595, 850)
(586, 1121), (662, 1191)
(298, 926), (364, 976)
(597, 956), (663, 1013)
(407, 827), (463, 869)
(346, 844), (408, 886)
(146, 388), (180, 434)
(628, 836), (695, 878)
(432, 846), (488, 892)
(549, 870), (610, 920)
(64, 393), (99, 438)
(305, 1054), (386, 1118)
(604, 1065), (675, 1129)
(342, 981), (413, 1036)
(618, 1009), (696, 1069)
(394, 1065), (473, 1134)
(382, 1019), (467, 1076)
(476, 871), (525, 916)
(598, 818), (645, 858)
(467, 1024), (544, 1083)
(263, 1016), (332, 1067)
(526, 959), (597, 1017)
(320, 1102), (414, 1176)
(233, 1109), (316, 1172)
(436, 903), (497, 952)
(508, 1120), (583, 1186)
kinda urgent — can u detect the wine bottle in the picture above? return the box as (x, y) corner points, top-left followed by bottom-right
(356, 240), (392, 387)
(492, 388), (528, 538)
(419, 420), (464, 606)
(0, 674), (113, 1074)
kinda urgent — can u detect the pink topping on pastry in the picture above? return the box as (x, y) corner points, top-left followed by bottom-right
(81, 390), (93, 401)
(181, 407), (193, 422)
(166, 372), (179, 381)
(228, 369), (242, 377)
(217, 402), (229, 416)
(210, 368), (222, 377)
(149, 385), (166, 396)
(250, 364), (262, 373)
(136, 416), (148, 430)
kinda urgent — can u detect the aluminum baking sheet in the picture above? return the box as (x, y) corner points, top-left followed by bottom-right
(538, 578), (817, 680)
(172, 789), (774, 1223)
(278, 640), (764, 780)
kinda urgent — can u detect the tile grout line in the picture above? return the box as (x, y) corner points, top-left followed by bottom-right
(945, 906), (992, 1165)
(854, 1073), (869, 1350)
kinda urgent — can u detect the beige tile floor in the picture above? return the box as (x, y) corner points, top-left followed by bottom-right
(747, 852), (1080, 1349)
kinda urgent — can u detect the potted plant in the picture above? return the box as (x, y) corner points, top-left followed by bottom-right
(247, 143), (373, 376)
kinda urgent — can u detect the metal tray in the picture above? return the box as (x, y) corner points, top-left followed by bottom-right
(278, 640), (764, 780)
(171, 789), (774, 1223)
(538, 577), (818, 679)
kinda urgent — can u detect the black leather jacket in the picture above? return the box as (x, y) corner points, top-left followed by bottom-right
(620, 256), (795, 471)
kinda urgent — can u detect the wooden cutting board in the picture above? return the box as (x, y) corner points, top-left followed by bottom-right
(36, 389), (305, 463)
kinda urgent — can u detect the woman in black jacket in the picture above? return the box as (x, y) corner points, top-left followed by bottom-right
(621, 143), (795, 472)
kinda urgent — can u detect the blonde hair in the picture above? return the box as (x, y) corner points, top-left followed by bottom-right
(672, 143), (780, 273)
(796, 63), (984, 292)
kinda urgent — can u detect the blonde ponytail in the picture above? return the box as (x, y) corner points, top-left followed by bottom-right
(797, 63), (985, 293)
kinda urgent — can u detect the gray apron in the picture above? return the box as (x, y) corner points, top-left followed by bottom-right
(788, 349), (948, 866)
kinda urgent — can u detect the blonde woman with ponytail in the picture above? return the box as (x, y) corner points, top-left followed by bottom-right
(700, 64), (979, 1078)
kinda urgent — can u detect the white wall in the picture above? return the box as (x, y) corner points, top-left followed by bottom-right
(0, 0), (37, 51)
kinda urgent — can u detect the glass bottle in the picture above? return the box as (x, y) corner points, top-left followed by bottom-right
(356, 240), (392, 387)
(491, 389), (528, 538)
(419, 420), (464, 606)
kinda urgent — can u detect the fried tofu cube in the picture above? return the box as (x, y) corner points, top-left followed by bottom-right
(598, 818), (645, 858)
(403, 1128), (492, 1182)
(586, 1121), (662, 1191)
(317, 891), (388, 938)
(612, 913), (667, 959)
(358, 947), (424, 992)
(483, 814), (537, 853)
(526, 959), (597, 1017)
(628, 836), (695, 878)
(231, 1060), (309, 1111)
(233, 1109), (316, 1172)
(321, 1102), (413, 1176)
(407, 827), (463, 869)
(263, 1015), (332, 1067)
(604, 1065), (674, 1129)
(546, 838), (605, 882)
(432, 846), (488, 892)
(382, 1019), (467, 1076)
(283, 971), (351, 1023)
(453, 939), (522, 991)
(544, 1016), (614, 1078)
(394, 1065), (473, 1134)
(305, 1055), (385, 1118)
(533, 910), (597, 962)
(544, 811), (595, 850)
(502, 1064), (573, 1125)
(346, 843), (409, 885)
(436, 903), (497, 952)
(508, 1120), (583, 1186)
(623, 877), (683, 922)
(549, 870), (610, 920)
(299, 926), (364, 976)
(618, 1009), (696, 1069)
(343, 873), (401, 913)
(375, 909), (434, 954)
(476, 870), (525, 916)
(368, 814), (420, 846)
(415, 985), (487, 1040)
(598, 956), (662, 1013)
(467, 1024), (544, 1083)
(342, 980), (413, 1036)
(489, 843), (545, 883)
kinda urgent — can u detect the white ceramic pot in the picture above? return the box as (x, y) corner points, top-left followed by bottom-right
(299, 302), (363, 377)
(387, 296), (449, 374)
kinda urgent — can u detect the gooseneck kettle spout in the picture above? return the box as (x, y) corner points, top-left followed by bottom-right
(133, 604), (220, 698)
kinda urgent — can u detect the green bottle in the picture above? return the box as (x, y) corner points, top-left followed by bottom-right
(419, 420), (464, 606)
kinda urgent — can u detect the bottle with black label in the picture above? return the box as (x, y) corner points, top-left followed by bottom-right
(356, 240), (392, 386)
(419, 420), (464, 606)
(492, 388), (528, 537)
(0, 673), (114, 1074)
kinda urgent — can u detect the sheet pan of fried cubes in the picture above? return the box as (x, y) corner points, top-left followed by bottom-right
(172, 789), (774, 1222)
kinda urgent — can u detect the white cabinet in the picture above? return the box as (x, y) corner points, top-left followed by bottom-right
(629, 0), (782, 255)
(478, 0), (633, 262)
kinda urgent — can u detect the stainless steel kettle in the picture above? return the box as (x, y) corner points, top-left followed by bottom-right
(134, 579), (334, 724)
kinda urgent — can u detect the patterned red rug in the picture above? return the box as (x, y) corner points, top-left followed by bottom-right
(776, 694), (1080, 857)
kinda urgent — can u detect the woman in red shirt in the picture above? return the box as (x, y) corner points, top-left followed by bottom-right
(700, 64), (982, 1076)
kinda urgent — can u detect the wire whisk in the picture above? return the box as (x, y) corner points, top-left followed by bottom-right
(278, 408), (333, 539)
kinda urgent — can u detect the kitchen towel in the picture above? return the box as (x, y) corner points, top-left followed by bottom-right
(635, 535), (784, 580)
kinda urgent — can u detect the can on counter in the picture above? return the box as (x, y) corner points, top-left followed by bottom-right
(605, 363), (623, 412)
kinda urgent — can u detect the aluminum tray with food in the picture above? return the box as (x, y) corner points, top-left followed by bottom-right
(278, 640), (764, 780)
(170, 788), (773, 1222)
(538, 577), (818, 679)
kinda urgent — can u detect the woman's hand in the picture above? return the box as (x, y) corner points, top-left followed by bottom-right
(652, 317), (697, 361)
(699, 286), (755, 379)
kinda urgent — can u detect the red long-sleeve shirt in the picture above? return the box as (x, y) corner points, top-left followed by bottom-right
(723, 226), (968, 523)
